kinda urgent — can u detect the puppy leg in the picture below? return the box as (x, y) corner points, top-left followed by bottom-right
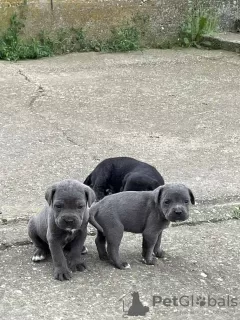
(32, 238), (49, 262)
(65, 242), (88, 254)
(94, 186), (106, 201)
(47, 236), (72, 281)
(68, 228), (87, 272)
(95, 231), (108, 261)
(153, 232), (165, 258)
(28, 219), (49, 262)
(142, 231), (158, 265)
(93, 176), (110, 201)
(106, 227), (130, 270)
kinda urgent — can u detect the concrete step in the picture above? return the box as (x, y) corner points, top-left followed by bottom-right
(202, 32), (240, 53)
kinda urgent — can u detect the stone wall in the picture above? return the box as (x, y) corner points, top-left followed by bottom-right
(0, 0), (239, 45)
(192, 0), (239, 30)
(215, 0), (239, 30)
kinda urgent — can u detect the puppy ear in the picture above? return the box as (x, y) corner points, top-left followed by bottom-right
(154, 185), (164, 204)
(188, 188), (195, 205)
(84, 185), (96, 207)
(45, 184), (57, 205)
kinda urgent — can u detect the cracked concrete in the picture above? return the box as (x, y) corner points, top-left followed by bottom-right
(18, 69), (32, 83)
(0, 48), (240, 319)
(18, 69), (46, 112)
(1, 49), (240, 223)
(1, 220), (240, 320)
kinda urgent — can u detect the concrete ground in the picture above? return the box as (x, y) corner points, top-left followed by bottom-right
(0, 48), (240, 319)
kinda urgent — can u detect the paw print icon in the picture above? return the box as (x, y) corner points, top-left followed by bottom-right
(196, 296), (206, 307)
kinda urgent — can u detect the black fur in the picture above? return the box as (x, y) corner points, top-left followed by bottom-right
(84, 157), (164, 201)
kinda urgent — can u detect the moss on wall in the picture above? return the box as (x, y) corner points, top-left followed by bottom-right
(0, 0), (189, 47)
(0, 0), (238, 47)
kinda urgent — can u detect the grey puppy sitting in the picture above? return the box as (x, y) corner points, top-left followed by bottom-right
(89, 183), (195, 269)
(28, 179), (95, 281)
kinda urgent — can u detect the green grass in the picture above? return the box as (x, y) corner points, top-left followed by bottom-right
(0, 7), (219, 61)
(0, 14), (53, 60)
(0, 14), (141, 61)
(102, 25), (140, 52)
(233, 206), (240, 219)
(179, 6), (219, 47)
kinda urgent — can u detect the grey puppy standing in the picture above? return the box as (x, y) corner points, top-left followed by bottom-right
(89, 184), (195, 269)
(28, 179), (95, 281)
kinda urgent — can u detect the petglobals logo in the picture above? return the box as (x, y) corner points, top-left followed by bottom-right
(153, 294), (238, 308)
(122, 292), (150, 317)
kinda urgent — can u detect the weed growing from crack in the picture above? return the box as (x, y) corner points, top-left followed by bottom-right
(232, 206), (240, 219)
(179, 4), (219, 47)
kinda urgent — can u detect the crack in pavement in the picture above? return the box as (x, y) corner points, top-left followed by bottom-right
(18, 69), (45, 112)
(1, 216), (239, 251)
(18, 68), (82, 148)
(1, 198), (239, 251)
(0, 240), (32, 251)
(18, 69), (32, 83)
(1, 201), (240, 226)
(172, 216), (240, 227)
(29, 86), (44, 110)
(196, 199), (240, 206)
(61, 128), (83, 148)
(1, 214), (238, 227)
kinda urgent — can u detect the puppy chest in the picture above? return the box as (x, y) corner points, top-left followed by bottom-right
(62, 231), (76, 246)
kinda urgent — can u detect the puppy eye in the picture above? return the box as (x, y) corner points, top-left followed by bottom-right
(55, 204), (63, 209)
(184, 200), (189, 204)
(77, 205), (84, 209)
(164, 200), (171, 205)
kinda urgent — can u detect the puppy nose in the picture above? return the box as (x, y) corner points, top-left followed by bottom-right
(174, 209), (183, 215)
(63, 217), (74, 223)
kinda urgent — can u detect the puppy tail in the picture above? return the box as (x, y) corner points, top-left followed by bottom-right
(84, 173), (92, 186)
(89, 208), (104, 233)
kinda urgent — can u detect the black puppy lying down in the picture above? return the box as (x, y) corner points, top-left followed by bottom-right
(89, 184), (195, 269)
(28, 179), (95, 281)
(84, 157), (164, 200)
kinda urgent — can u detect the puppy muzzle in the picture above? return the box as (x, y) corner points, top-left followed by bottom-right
(56, 214), (82, 230)
(166, 208), (189, 222)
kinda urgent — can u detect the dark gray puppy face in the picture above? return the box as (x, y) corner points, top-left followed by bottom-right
(45, 179), (95, 231)
(156, 184), (195, 222)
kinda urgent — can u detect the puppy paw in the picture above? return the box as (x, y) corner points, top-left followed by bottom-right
(141, 257), (157, 265)
(53, 267), (72, 281)
(81, 246), (88, 255)
(69, 260), (87, 272)
(99, 253), (109, 261)
(117, 262), (131, 270)
(154, 249), (165, 258)
(32, 249), (47, 262)
(122, 262), (131, 270)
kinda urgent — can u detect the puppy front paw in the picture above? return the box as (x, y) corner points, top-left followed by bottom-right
(81, 246), (88, 255)
(32, 248), (47, 262)
(69, 260), (87, 272)
(115, 262), (131, 270)
(141, 257), (157, 265)
(99, 252), (109, 261)
(122, 262), (131, 270)
(154, 249), (165, 258)
(53, 267), (72, 281)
